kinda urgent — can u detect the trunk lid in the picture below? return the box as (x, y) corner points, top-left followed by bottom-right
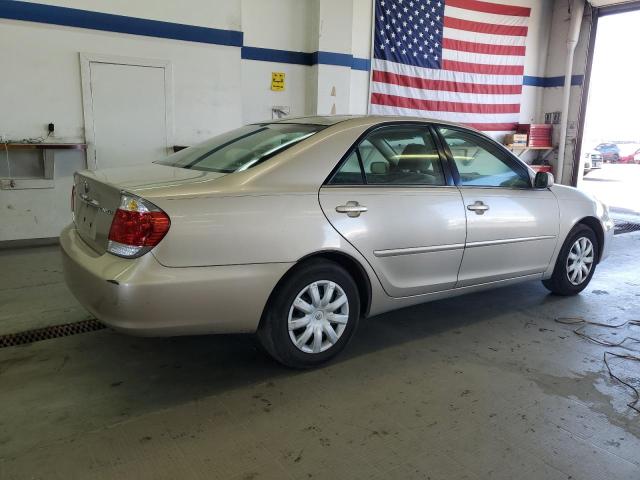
(73, 172), (122, 254)
(73, 164), (226, 254)
(88, 163), (225, 193)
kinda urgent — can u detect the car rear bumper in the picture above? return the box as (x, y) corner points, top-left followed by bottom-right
(60, 225), (292, 336)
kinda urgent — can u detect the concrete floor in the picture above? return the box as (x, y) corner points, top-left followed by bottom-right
(579, 163), (640, 216)
(0, 246), (91, 335)
(1, 233), (640, 480)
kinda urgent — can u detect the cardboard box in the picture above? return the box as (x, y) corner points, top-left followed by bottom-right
(504, 133), (527, 146)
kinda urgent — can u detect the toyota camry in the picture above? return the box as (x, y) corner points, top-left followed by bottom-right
(61, 116), (614, 368)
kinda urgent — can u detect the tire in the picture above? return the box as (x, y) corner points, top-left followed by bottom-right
(612, 154), (619, 163)
(542, 224), (598, 296)
(257, 259), (360, 368)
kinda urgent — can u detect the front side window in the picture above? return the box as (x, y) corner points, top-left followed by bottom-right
(155, 123), (324, 173)
(329, 125), (446, 186)
(438, 128), (530, 188)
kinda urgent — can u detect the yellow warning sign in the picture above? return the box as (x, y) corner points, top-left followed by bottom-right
(271, 72), (285, 91)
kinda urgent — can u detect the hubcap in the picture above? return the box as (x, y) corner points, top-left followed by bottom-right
(566, 237), (594, 285)
(288, 280), (349, 354)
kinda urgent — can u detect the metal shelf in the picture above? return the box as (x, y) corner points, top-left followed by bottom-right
(2, 143), (87, 151)
(506, 146), (553, 158)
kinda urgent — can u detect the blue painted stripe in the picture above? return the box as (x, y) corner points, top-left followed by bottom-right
(0, 0), (243, 47)
(312, 51), (353, 68)
(351, 57), (371, 71)
(241, 46), (312, 65)
(242, 46), (371, 71)
(523, 75), (584, 87)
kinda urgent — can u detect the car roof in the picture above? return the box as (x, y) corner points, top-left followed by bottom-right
(266, 114), (480, 133)
(268, 115), (364, 126)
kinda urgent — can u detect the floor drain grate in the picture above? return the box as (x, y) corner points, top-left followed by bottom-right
(0, 319), (106, 349)
(614, 221), (640, 235)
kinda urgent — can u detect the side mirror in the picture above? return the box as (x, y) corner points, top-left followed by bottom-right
(534, 171), (554, 189)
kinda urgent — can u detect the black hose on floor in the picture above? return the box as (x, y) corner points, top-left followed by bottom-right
(555, 316), (640, 413)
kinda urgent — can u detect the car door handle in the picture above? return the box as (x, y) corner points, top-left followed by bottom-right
(467, 201), (489, 215)
(336, 201), (368, 217)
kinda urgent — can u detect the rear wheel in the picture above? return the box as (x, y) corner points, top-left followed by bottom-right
(257, 260), (360, 368)
(542, 224), (598, 295)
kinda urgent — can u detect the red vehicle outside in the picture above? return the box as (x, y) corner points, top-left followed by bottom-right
(616, 144), (640, 163)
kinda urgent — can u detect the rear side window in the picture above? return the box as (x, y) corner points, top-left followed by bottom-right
(330, 151), (364, 185)
(329, 125), (445, 186)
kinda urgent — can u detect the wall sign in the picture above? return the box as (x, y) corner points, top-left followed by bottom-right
(271, 72), (285, 91)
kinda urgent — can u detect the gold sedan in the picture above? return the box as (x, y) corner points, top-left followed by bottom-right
(62, 116), (613, 367)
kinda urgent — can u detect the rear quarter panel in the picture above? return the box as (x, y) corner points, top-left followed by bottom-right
(151, 194), (343, 267)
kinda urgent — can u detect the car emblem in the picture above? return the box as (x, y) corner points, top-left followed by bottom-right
(83, 181), (90, 194)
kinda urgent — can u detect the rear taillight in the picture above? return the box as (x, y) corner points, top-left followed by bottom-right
(107, 194), (170, 258)
(71, 184), (76, 212)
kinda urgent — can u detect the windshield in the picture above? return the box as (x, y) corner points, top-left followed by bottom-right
(155, 123), (325, 173)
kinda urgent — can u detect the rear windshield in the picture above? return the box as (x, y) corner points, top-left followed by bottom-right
(155, 123), (325, 173)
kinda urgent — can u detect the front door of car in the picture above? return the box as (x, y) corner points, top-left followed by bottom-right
(436, 126), (560, 287)
(319, 124), (467, 298)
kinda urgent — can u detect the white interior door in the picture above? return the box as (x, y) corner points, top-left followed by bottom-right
(87, 60), (170, 169)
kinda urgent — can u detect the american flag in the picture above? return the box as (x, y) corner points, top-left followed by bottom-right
(369, 0), (530, 131)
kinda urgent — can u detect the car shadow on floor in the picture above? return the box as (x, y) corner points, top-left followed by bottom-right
(63, 281), (572, 403)
(0, 279), (590, 457)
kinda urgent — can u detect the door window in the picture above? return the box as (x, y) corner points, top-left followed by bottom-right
(329, 126), (445, 186)
(438, 128), (530, 188)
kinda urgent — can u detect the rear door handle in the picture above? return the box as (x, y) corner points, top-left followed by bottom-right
(336, 201), (368, 218)
(467, 201), (489, 215)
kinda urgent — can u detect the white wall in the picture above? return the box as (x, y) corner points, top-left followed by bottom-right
(240, 0), (315, 123)
(27, 0), (242, 30)
(310, 0), (355, 115)
(349, 0), (373, 114)
(1, 0), (577, 241)
(520, 0), (554, 124)
(1, 0), (243, 241)
(540, 1), (594, 184)
(0, 7), (242, 240)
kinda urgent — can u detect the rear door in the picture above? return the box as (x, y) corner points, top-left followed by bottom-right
(436, 126), (559, 287)
(319, 124), (467, 298)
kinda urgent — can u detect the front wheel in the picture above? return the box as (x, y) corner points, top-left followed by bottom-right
(542, 225), (598, 295)
(257, 260), (360, 368)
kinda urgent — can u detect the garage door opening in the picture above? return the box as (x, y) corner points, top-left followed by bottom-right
(577, 7), (640, 231)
